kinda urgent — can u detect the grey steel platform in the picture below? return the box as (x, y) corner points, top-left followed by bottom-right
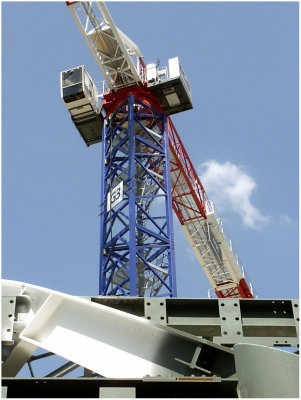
(91, 297), (299, 347)
(2, 289), (299, 398)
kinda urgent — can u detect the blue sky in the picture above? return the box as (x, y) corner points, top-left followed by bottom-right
(2, 1), (299, 301)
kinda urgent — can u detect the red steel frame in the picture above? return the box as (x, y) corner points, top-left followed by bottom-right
(167, 118), (207, 222)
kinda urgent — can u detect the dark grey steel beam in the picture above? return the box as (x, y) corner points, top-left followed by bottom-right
(90, 297), (299, 347)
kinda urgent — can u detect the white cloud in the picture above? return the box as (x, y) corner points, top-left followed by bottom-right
(198, 160), (269, 229)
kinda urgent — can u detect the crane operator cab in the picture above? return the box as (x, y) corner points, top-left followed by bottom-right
(60, 66), (103, 146)
(146, 57), (193, 116)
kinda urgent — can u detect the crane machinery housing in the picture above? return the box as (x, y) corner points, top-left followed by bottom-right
(61, 1), (254, 299)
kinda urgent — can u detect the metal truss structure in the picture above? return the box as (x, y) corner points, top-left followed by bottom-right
(66, 1), (144, 91)
(63, 1), (256, 299)
(1, 280), (299, 398)
(99, 93), (176, 297)
(98, 98), (255, 298)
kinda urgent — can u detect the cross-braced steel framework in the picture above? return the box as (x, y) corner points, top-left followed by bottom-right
(99, 94), (176, 297)
(65, 0), (256, 299)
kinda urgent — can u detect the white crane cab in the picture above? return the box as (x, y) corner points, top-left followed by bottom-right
(146, 57), (193, 116)
(60, 65), (103, 146)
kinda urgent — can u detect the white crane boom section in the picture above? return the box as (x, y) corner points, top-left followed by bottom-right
(67, 2), (143, 91)
(168, 119), (255, 298)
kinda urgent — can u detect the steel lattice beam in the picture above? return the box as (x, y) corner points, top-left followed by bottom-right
(99, 94), (176, 297)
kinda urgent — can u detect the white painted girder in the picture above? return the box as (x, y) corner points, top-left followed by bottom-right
(67, 2), (142, 90)
(2, 280), (230, 378)
(169, 150), (242, 292)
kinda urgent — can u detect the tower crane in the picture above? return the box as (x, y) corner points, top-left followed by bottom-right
(61, 1), (255, 299)
(4, 5), (301, 396)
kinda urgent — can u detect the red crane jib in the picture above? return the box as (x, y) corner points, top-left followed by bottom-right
(216, 278), (254, 299)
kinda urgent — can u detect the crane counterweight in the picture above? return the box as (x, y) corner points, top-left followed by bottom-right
(61, 65), (103, 146)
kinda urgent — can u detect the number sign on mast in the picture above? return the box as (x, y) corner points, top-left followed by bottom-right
(107, 181), (123, 211)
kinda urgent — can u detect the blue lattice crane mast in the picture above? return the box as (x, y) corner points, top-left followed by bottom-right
(61, 1), (255, 299)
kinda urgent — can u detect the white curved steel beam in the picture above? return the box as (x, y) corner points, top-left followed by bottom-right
(2, 280), (234, 378)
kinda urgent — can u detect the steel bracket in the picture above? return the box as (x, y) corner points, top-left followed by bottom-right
(218, 299), (243, 344)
